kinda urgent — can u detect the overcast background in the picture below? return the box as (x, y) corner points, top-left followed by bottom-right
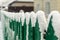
(0, 0), (33, 6)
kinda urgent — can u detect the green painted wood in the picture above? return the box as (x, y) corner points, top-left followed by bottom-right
(28, 18), (33, 40)
(4, 16), (8, 40)
(18, 18), (22, 40)
(22, 18), (27, 40)
(34, 18), (41, 40)
(45, 16), (58, 40)
(4, 26), (8, 40)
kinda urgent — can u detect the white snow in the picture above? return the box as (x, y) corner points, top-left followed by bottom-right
(25, 12), (31, 40)
(25, 12), (30, 25)
(36, 10), (47, 40)
(0, 21), (4, 40)
(48, 11), (60, 40)
(30, 11), (36, 27)
(47, 11), (60, 24)
(36, 10), (47, 32)
(19, 11), (25, 26)
(2, 10), (60, 40)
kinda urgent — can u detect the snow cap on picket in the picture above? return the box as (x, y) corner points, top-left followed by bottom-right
(48, 11), (59, 19)
(19, 10), (24, 13)
(25, 12), (30, 25)
(49, 11), (60, 39)
(19, 11), (25, 26)
(30, 11), (36, 27)
(48, 11), (60, 24)
(36, 10), (47, 33)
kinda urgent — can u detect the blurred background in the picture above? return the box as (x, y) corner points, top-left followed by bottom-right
(0, 0), (60, 12)
(0, 0), (60, 20)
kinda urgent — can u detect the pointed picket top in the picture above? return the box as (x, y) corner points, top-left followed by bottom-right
(36, 10), (47, 40)
(25, 12), (31, 40)
(25, 12), (30, 25)
(34, 17), (41, 40)
(48, 11), (60, 24)
(23, 18), (27, 27)
(30, 11), (37, 27)
(36, 10), (47, 33)
(48, 10), (59, 20)
(28, 18), (33, 40)
(48, 11), (60, 27)
(48, 11), (59, 17)
(47, 11), (60, 38)
(28, 17), (32, 28)
(17, 12), (22, 22)
(16, 13), (22, 22)
(19, 10), (24, 13)
(45, 16), (58, 40)
(48, 11), (60, 39)
(21, 12), (25, 26)
(47, 16), (55, 34)
(35, 17), (39, 28)
(20, 18), (22, 26)
(19, 10), (25, 26)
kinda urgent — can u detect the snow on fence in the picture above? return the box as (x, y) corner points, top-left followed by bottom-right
(1, 10), (60, 40)
(47, 11), (60, 40)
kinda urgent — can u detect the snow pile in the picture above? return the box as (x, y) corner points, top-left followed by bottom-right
(48, 11), (60, 40)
